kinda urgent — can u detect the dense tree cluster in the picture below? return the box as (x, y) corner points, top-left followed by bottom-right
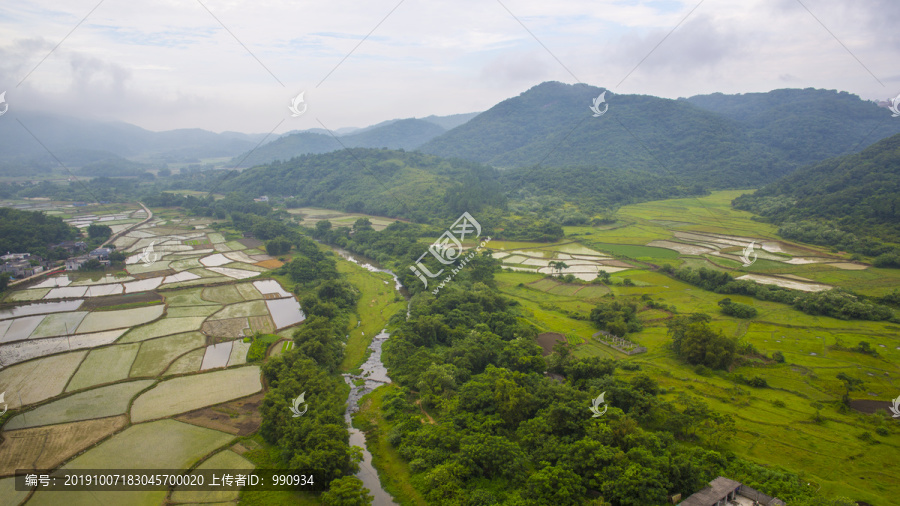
(717, 298), (757, 318)
(258, 352), (358, 484)
(667, 314), (738, 370)
(663, 265), (895, 321)
(87, 223), (112, 240)
(589, 297), (643, 336)
(0, 208), (77, 257)
(218, 148), (506, 223)
(733, 133), (900, 255)
(372, 278), (832, 505)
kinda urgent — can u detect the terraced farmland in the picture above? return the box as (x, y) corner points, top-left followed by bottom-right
(0, 204), (308, 500)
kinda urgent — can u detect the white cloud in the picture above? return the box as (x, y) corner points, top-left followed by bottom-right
(0, 0), (896, 133)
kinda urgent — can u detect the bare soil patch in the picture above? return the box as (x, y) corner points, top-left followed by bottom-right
(255, 259), (284, 269)
(849, 399), (893, 414)
(81, 291), (163, 311)
(238, 238), (263, 249)
(0, 415), (127, 476)
(202, 317), (250, 338)
(537, 332), (566, 356)
(248, 315), (275, 334)
(175, 393), (263, 436)
(131, 269), (175, 280)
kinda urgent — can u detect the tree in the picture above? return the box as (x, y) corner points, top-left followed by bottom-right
(524, 464), (585, 506)
(266, 236), (293, 256)
(836, 372), (863, 407)
(87, 223), (112, 240)
(417, 363), (457, 399)
(667, 315), (736, 369)
(79, 258), (103, 271)
(321, 476), (373, 506)
(0, 273), (9, 292)
(549, 260), (569, 277)
(314, 219), (333, 238)
(718, 298), (758, 318)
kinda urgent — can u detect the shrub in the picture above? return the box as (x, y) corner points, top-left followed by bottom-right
(694, 364), (712, 376)
(772, 399), (786, 408)
(718, 298), (758, 318)
(772, 351), (785, 363)
(747, 376), (768, 388)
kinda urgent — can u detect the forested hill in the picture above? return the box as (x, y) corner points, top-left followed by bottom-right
(685, 88), (898, 165)
(419, 82), (900, 188)
(733, 132), (900, 241)
(218, 148), (504, 222)
(230, 118), (449, 168)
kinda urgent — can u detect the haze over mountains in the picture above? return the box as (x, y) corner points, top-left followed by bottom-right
(230, 113), (479, 168)
(2, 82), (899, 191)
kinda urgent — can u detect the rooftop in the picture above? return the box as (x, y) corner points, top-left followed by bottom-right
(680, 477), (741, 506)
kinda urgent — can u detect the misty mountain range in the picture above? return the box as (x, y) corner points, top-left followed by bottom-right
(1, 82), (898, 189)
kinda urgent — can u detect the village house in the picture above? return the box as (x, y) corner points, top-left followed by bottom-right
(65, 256), (91, 271)
(0, 253), (46, 278)
(679, 477), (786, 506)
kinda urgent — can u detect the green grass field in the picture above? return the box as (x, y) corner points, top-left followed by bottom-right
(336, 256), (407, 373)
(489, 191), (900, 504)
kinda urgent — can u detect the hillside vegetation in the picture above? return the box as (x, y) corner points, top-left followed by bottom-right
(420, 82), (900, 188)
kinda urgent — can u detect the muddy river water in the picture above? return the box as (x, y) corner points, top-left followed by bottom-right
(333, 246), (404, 505)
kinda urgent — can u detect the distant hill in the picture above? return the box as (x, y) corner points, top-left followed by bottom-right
(231, 118), (448, 168)
(0, 111), (266, 168)
(419, 82), (900, 188)
(219, 148), (503, 221)
(420, 112), (481, 131)
(684, 88), (900, 165)
(733, 132), (900, 241)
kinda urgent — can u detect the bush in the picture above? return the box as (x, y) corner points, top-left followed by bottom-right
(247, 334), (280, 362)
(772, 399), (786, 408)
(718, 298), (758, 318)
(694, 364), (712, 376)
(772, 351), (785, 363)
(747, 376), (768, 388)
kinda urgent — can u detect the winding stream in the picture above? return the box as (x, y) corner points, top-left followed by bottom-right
(333, 246), (405, 505)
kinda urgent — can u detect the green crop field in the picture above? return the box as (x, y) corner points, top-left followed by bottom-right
(129, 332), (207, 377)
(27, 420), (234, 506)
(66, 343), (141, 391)
(208, 300), (269, 320)
(491, 192), (900, 504)
(202, 284), (246, 304)
(119, 316), (208, 343)
(130, 365), (262, 422)
(5, 380), (154, 429)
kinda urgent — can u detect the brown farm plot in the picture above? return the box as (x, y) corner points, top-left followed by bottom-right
(0, 415), (127, 476)
(536, 332), (566, 356)
(175, 392), (263, 436)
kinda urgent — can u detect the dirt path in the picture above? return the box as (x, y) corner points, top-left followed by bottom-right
(415, 399), (435, 424)
(102, 202), (153, 248)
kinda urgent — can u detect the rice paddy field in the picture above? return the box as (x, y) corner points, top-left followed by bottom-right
(488, 191), (900, 504)
(0, 203), (312, 504)
(289, 207), (405, 231)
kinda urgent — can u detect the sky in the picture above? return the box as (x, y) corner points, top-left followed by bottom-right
(1, 0), (898, 134)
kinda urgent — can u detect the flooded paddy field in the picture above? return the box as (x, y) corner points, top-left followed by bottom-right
(0, 203), (307, 500)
